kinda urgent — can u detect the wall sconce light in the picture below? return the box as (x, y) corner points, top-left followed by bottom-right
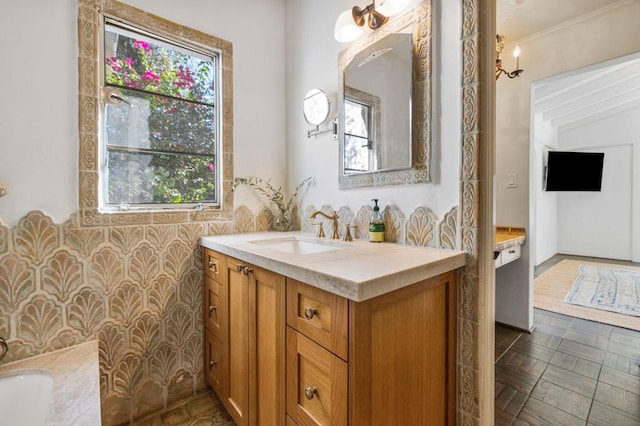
(334, 0), (410, 43)
(496, 34), (524, 79)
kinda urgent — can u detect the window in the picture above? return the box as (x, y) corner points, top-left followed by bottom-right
(343, 98), (373, 173)
(100, 19), (220, 210)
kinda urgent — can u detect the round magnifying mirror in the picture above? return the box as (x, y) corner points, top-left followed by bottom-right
(303, 89), (330, 126)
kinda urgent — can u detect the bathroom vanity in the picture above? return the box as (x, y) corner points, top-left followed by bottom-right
(200, 232), (465, 426)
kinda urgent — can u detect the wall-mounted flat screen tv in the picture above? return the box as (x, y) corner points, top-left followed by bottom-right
(544, 151), (604, 191)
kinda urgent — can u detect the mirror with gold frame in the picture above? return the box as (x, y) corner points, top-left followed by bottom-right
(338, 1), (431, 189)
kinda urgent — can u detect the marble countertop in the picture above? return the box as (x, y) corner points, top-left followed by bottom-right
(199, 232), (466, 301)
(495, 226), (526, 251)
(0, 341), (101, 425)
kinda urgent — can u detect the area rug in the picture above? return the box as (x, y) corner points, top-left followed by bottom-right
(564, 264), (640, 316)
(534, 259), (640, 331)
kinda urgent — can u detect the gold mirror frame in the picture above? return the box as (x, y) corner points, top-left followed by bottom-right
(338, 1), (432, 189)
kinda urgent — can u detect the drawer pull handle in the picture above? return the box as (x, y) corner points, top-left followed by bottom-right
(304, 307), (317, 319)
(304, 386), (317, 400)
(236, 264), (253, 276)
(209, 360), (217, 368)
(209, 305), (217, 313)
(508, 249), (516, 254)
(208, 261), (217, 272)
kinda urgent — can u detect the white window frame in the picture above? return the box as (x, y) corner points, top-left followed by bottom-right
(98, 16), (222, 212)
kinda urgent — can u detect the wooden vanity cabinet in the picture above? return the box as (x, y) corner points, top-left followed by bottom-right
(203, 248), (286, 426)
(203, 247), (457, 426)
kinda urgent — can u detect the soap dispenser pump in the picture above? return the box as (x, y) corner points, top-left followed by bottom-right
(369, 199), (385, 242)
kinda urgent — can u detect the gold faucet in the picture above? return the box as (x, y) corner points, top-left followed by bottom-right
(310, 210), (340, 239)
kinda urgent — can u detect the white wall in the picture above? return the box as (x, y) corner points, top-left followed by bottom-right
(284, 0), (462, 218)
(0, 0), (286, 226)
(495, 1), (640, 330)
(532, 114), (559, 264)
(555, 108), (640, 261)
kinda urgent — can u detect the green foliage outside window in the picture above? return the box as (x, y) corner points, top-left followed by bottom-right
(103, 22), (218, 205)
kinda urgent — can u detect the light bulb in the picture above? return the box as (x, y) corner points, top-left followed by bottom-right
(375, 0), (410, 16)
(334, 9), (363, 43)
(513, 45), (521, 69)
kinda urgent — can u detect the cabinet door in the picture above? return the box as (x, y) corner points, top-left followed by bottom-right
(250, 266), (286, 426)
(349, 271), (457, 425)
(286, 328), (347, 426)
(224, 256), (250, 426)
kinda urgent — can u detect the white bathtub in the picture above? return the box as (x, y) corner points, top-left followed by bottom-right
(0, 341), (101, 425)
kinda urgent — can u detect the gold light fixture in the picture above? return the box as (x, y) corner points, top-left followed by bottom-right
(334, 0), (410, 43)
(496, 34), (524, 79)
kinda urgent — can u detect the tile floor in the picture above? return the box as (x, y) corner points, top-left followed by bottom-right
(134, 391), (233, 426)
(495, 254), (640, 425)
(496, 309), (640, 425)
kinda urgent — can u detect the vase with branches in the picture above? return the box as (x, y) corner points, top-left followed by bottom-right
(233, 176), (313, 231)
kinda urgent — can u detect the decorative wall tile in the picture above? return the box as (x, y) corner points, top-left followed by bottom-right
(146, 225), (176, 251)
(355, 206), (372, 240)
(13, 211), (59, 264)
(130, 243), (160, 288)
(99, 322), (127, 371)
(255, 207), (274, 231)
(207, 221), (232, 236)
(149, 275), (177, 316)
(63, 219), (104, 256)
(166, 304), (194, 348)
(0, 224), (9, 255)
(67, 287), (106, 336)
(233, 206), (254, 233)
(110, 281), (143, 326)
(89, 247), (125, 295)
(440, 206), (458, 250)
(406, 206), (437, 247)
(110, 226), (144, 255)
(177, 223), (205, 246)
(114, 352), (144, 398)
(302, 205), (317, 232)
(130, 312), (161, 356)
(164, 241), (191, 278)
(79, 132), (98, 171)
(18, 295), (63, 349)
(336, 206), (355, 238)
(50, 328), (81, 351)
(0, 255), (36, 310)
(41, 250), (83, 303)
(382, 204), (405, 243)
(150, 342), (179, 386)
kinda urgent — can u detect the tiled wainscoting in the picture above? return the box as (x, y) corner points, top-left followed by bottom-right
(0, 203), (457, 425)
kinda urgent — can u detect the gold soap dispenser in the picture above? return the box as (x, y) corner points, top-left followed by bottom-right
(368, 199), (385, 242)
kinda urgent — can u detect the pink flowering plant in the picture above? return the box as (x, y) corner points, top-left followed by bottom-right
(104, 27), (217, 204)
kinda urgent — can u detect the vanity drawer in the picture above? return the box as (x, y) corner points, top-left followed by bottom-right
(496, 244), (521, 268)
(286, 279), (348, 360)
(204, 276), (223, 336)
(203, 248), (223, 281)
(286, 328), (347, 426)
(204, 328), (225, 396)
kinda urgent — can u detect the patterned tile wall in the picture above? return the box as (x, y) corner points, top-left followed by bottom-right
(0, 202), (457, 425)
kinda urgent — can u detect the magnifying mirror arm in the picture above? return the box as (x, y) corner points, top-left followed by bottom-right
(307, 117), (338, 139)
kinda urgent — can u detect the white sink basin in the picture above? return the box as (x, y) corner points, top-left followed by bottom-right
(248, 236), (346, 255)
(0, 370), (54, 426)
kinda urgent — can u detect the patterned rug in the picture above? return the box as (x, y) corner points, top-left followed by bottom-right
(564, 264), (640, 317)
